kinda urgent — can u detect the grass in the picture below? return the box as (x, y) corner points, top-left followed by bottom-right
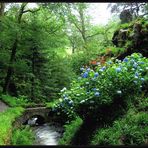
(58, 116), (83, 145)
(0, 107), (24, 145)
(11, 125), (35, 145)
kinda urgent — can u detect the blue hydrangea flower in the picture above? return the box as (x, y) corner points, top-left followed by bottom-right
(139, 61), (144, 65)
(63, 97), (69, 101)
(123, 58), (128, 62)
(141, 78), (145, 81)
(82, 71), (88, 78)
(61, 87), (67, 92)
(95, 92), (100, 96)
(80, 67), (85, 71)
(69, 100), (73, 105)
(63, 94), (68, 97)
(90, 100), (95, 104)
(92, 88), (97, 91)
(134, 80), (137, 84)
(116, 59), (121, 63)
(91, 77), (96, 81)
(138, 53), (143, 57)
(130, 59), (135, 63)
(78, 77), (82, 80)
(60, 102), (64, 107)
(133, 63), (138, 68)
(52, 108), (56, 111)
(94, 72), (99, 77)
(135, 72), (139, 77)
(100, 66), (106, 72)
(117, 90), (122, 94)
(87, 68), (91, 72)
(80, 100), (85, 103)
(116, 67), (122, 72)
(107, 61), (112, 65)
(86, 82), (89, 85)
(86, 92), (90, 94)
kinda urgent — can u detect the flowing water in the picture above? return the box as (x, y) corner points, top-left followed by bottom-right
(31, 122), (64, 145)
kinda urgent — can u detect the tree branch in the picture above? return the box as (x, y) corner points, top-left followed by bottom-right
(23, 8), (40, 14)
(45, 23), (64, 35)
(86, 31), (101, 39)
(72, 21), (82, 34)
(140, 12), (148, 17)
(18, 3), (28, 23)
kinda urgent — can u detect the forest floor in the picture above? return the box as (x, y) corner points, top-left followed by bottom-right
(0, 100), (9, 112)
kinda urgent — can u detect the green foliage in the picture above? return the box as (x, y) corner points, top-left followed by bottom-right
(52, 53), (148, 120)
(11, 126), (35, 145)
(134, 97), (148, 112)
(46, 54), (76, 101)
(108, 46), (125, 56)
(69, 51), (98, 74)
(58, 116), (83, 145)
(0, 94), (34, 107)
(0, 107), (24, 145)
(46, 99), (59, 108)
(0, 4), (74, 102)
(91, 110), (148, 145)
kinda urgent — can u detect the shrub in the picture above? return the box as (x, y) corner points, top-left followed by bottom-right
(58, 116), (83, 145)
(11, 126), (35, 145)
(91, 110), (148, 145)
(52, 53), (148, 120)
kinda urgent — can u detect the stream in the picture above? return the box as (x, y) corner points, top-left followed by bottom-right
(29, 120), (64, 145)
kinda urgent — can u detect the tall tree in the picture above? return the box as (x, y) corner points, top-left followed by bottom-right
(108, 3), (148, 23)
(3, 3), (40, 95)
(3, 3), (27, 95)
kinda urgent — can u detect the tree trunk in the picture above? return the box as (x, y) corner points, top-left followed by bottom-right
(3, 38), (18, 93)
(79, 6), (87, 44)
(72, 46), (75, 54)
(31, 47), (35, 100)
(0, 3), (5, 16)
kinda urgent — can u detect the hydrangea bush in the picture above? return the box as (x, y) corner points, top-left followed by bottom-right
(51, 53), (148, 121)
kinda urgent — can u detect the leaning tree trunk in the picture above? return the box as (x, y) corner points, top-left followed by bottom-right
(31, 47), (35, 100)
(3, 3), (27, 94)
(3, 38), (18, 94)
(0, 3), (5, 17)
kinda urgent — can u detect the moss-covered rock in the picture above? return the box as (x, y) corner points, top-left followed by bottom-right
(112, 18), (148, 60)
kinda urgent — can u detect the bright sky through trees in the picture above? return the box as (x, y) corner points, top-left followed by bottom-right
(6, 3), (113, 25)
(88, 3), (113, 25)
(27, 3), (113, 25)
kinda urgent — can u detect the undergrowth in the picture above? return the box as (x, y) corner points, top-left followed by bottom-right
(0, 107), (24, 145)
(58, 116), (83, 145)
(91, 96), (148, 145)
(11, 125), (35, 145)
